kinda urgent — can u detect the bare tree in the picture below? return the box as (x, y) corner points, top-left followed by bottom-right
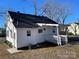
(21, 0), (70, 25)
(42, 0), (70, 24)
(33, 0), (37, 15)
(41, 0), (71, 34)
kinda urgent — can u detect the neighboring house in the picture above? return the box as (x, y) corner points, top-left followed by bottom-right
(6, 11), (68, 49)
(68, 23), (79, 35)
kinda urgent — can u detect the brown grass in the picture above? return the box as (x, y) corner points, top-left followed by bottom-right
(0, 42), (79, 59)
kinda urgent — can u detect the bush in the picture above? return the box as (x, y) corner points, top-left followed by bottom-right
(5, 40), (13, 47)
(68, 32), (74, 35)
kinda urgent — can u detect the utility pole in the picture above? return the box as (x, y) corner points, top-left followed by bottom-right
(33, 0), (37, 15)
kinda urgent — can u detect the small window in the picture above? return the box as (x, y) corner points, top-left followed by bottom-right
(43, 28), (46, 31)
(52, 30), (57, 35)
(38, 29), (43, 33)
(53, 30), (56, 33)
(27, 30), (31, 36)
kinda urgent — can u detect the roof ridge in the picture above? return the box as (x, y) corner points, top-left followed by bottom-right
(8, 11), (47, 18)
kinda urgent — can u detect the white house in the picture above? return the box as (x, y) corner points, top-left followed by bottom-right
(6, 11), (68, 49)
(68, 23), (79, 35)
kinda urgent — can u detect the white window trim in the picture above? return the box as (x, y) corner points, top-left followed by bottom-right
(37, 23), (59, 26)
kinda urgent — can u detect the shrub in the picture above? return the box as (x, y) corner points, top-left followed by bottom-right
(68, 32), (74, 35)
(5, 40), (13, 47)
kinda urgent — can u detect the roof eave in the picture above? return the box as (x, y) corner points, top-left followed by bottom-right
(37, 23), (59, 26)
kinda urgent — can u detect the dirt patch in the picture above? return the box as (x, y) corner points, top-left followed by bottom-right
(0, 43), (79, 59)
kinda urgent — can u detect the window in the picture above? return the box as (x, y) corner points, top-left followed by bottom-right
(52, 26), (56, 34)
(43, 28), (46, 31)
(53, 30), (56, 33)
(38, 29), (43, 33)
(52, 30), (57, 35)
(27, 30), (31, 36)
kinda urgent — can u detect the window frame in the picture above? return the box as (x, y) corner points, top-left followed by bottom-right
(27, 30), (31, 36)
(43, 28), (46, 31)
(38, 29), (43, 33)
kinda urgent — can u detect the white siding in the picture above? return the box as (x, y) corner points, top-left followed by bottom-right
(17, 26), (58, 48)
(6, 15), (17, 48)
(68, 23), (79, 35)
(45, 26), (60, 45)
(17, 28), (45, 48)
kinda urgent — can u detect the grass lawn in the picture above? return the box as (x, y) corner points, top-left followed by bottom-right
(0, 42), (79, 59)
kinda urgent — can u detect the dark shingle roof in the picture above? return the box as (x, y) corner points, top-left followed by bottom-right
(8, 11), (57, 28)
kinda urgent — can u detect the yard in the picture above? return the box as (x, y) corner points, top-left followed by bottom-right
(0, 41), (79, 59)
